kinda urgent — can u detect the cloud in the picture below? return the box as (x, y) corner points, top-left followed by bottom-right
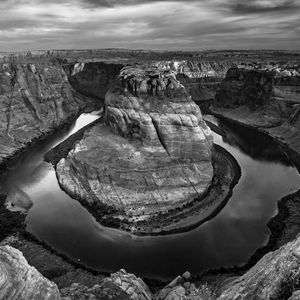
(0, 0), (299, 51)
(230, 0), (300, 14)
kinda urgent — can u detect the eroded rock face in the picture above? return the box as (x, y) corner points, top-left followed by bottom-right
(218, 236), (300, 300)
(0, 245), (60, 300)
(212, 66), (300, 154)
(154, 60), (239, 106)
(56, 66), (214, 231)
(0, 63), (90, 166)
(60, 269), (152, 300)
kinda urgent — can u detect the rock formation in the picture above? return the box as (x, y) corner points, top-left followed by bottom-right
(212, 67), (300, 154)
(0, 245), (60, 300)
(0, 63), (94, 168)
(218, 236), (300, 300)
(55, 66), (214, 232)
(103, 269), (153, 300)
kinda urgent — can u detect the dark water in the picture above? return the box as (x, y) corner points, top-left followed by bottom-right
(1, 113), (300, 281)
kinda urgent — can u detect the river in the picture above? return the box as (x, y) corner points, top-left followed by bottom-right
(1, 112), (300, 281)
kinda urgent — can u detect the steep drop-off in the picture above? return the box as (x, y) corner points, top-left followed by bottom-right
(0, 63), (98, 170)
(213, 67), (300, 154)
(64, 62), (124, 100)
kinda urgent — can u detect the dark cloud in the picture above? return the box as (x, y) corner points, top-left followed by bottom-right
(230, 0), (300, 14)
(80, 0), (199, 8)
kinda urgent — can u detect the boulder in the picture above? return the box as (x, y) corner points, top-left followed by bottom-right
(0, 245), (60, 300)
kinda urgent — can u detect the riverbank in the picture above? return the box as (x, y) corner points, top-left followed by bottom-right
(197, 109), (300, 286)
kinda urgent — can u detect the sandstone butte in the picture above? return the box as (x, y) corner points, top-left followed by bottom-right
(56, 66), (214, 228)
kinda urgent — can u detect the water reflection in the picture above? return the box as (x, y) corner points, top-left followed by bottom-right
(205, 115), (291, 166)
(1, 112), (300, 280)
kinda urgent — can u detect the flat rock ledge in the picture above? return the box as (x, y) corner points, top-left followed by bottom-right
(53, 66), (240, 234)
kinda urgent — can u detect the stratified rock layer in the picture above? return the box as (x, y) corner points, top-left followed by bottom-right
(0, 63), (92, 167)
(218, 236), (300, 300)
(56, 66), (214, 228)
(0, 245), (60, 300)
(212, 67), (300, 154)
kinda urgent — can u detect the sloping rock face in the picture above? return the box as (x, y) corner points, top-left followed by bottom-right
(0, 245), (60, 300)
(218, 236), (300, 300)
(0, 63), (90, 167)
(212, 67), (300, 154)
(56, 66), (213, 231)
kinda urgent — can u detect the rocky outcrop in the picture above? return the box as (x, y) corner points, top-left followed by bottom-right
(0, 245), (60, 299)
(103, 269), (153, 300)
(218, 236), (300, 300)
(157, 271), (216, 300)
(2, 236), (300, 300)
(0, 63), (94, 168)
(55, 65), (217, 233)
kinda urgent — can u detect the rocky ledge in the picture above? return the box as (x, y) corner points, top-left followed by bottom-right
(2, 235), (300, 299)
(52, 66), (239, 234)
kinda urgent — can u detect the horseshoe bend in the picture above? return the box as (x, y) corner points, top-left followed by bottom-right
(0, 50), (300, 300)
(51, 66), (239, 234)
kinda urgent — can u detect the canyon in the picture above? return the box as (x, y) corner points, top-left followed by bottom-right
(0, 50), (299, 299)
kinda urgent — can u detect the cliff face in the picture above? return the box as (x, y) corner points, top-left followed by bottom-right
(154, 60), (239, 105)
(65, 62), (124, 100)
(56, 66), (214, 232)
(0, 63), (94, 167)
(212, 67), (300, 153)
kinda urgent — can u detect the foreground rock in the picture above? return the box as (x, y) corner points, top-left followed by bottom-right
(0, 245), (60, 299)
(55, 66), (217, 233)
(60, 269), (153, 300)
(218, 236), (300, 299)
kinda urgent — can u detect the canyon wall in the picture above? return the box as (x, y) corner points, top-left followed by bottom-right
(0, 63), (97, 168)
(212, 67), (300, 154)
(65, 62), (124, 100)
(65, 60), (242, 107)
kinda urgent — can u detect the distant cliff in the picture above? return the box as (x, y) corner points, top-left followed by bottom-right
(212, 66), (300, 158)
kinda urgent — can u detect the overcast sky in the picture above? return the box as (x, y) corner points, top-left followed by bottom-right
(0, 0), (299, 51)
